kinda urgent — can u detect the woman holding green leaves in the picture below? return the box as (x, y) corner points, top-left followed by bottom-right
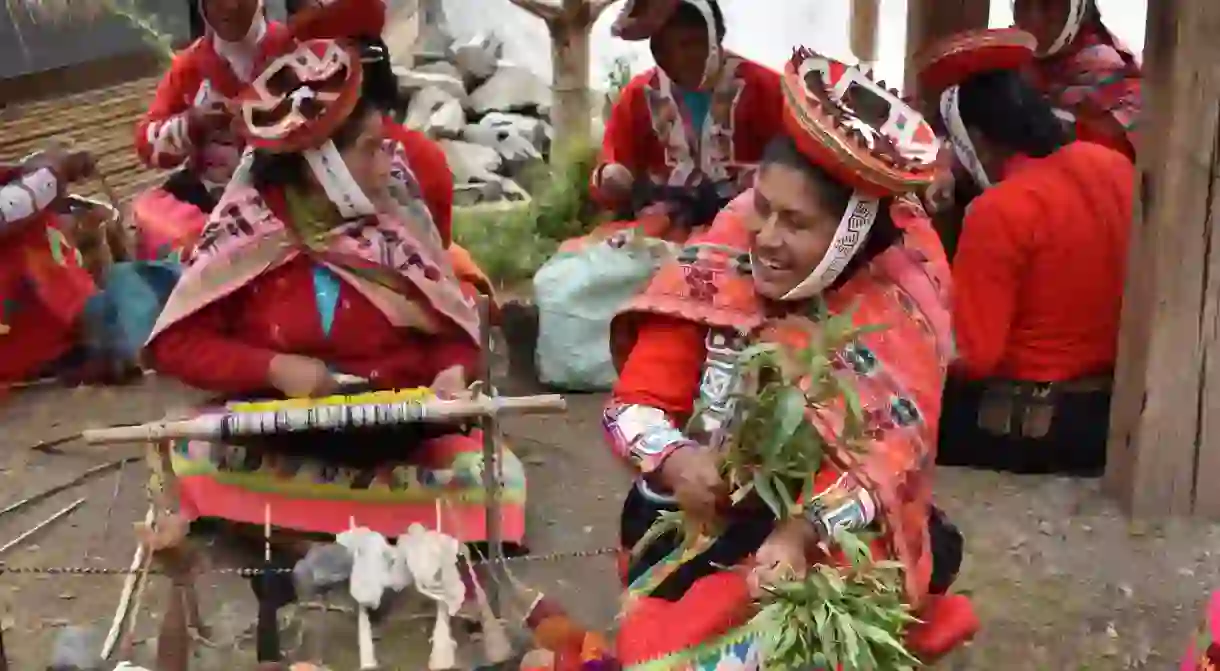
(599, 48), (977, 669)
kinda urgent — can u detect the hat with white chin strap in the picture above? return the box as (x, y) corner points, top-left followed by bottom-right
(236, 38), (376, 220)
(771, 48), (940, 301)
(611, 0), (722, 89)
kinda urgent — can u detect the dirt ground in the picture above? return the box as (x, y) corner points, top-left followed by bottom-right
(1, 375), (1218, 670)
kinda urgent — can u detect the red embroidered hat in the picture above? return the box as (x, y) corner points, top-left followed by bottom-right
(236, 38), (363, 153)
(913, 27), (1038, 97)
(780, 48), (941, 197)
(610, 0), (682, 40)
(289, 0), (386, 43)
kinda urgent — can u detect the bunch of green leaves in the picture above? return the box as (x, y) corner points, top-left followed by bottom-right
(722, 304), (880, 519)
(757, 530), (920, 671)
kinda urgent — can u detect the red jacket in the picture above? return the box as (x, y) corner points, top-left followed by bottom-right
(951, 141), (1134, 382)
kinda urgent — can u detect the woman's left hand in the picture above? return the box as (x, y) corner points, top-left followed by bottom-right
(748, 518), (817, 598)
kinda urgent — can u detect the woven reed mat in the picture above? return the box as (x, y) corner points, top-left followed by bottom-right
(0, 76), (167, 203)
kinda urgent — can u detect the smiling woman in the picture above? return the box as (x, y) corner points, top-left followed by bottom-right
(747, 135), (902, 302)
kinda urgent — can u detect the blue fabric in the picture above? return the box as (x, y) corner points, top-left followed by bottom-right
(681, 90), (712, 134)
(311, 264), (341, 337)
(81, 260), (182, 364)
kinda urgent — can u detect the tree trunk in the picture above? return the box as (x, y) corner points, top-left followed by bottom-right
(1104, 0), (1220, 518)
(548, 3), (594, 157)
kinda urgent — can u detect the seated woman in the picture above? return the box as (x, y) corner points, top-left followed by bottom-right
(133, 0), (388, 261)
(571, 0), (783, 248)
(143, 38), (525, 545)
(920, 31), (1134, 476)
(0, 147), (130, 384)
(1013, 0), (1141, 160)
(597, 49), (973, 667)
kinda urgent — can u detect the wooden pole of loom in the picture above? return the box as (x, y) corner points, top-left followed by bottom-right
(479, 296), (503, 612)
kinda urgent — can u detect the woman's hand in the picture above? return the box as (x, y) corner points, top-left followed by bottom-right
(922, 169), (955, 215)
(267, 354), (337, 398)
(23, 145), (95, 184)
(430, 365), (468, 399)
(748, 517), (817, 597)
(657, 445), (728, 526)
(597, 163), (635, 203)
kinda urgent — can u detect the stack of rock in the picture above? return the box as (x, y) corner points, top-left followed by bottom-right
(394, 27), (554, 206)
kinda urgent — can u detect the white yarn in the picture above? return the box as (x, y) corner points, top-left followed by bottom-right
(398, 523), (466, 670)
(336, 527), (397, 609)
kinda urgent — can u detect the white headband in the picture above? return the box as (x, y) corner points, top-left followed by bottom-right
(939, 85), (991, 190)
(681, 0), (722, 88)
(772, 191), (881, 302)
(304, 140), (377, 219)
(1040, 0), (1088, 56)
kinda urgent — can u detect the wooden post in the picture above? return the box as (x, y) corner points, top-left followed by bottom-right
(903, 0), (990, 97)
(1105, 0), (1220, 517)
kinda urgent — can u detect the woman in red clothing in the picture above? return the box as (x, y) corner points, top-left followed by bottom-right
(568, 0), (783, 248)
(1012, 0), (1141, 160)
(594, 49), (975, 668)
(132, 0), (387, 260)
(921, 31), (1133, 475)
(144, 38), (526, 545)
(0, 147), (109, 384)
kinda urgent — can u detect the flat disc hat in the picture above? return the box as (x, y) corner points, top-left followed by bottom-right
(236, 38), (363, 154)
(780, 47), (940, 197)
(913, 27), (1038, 97)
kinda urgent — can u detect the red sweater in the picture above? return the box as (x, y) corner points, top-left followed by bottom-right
(951, 142), (1133, 382)
(145, 257), (479, 395)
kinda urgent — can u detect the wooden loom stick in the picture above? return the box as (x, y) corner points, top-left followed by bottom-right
(478, 297), (504, 614)
(102, 506), (153, 660)
(349, 517), (379, 670)
(80, 393), (568, 445)
(255, 504), (281, 663)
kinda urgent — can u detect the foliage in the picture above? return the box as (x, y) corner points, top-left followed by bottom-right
(605, 56), (634, 100)
(453, 141), (606, 288)
(16, 0), (175, 62)
(720, 307), (877, 517)
(638, 302), (918, 670)
(757, 532), (920, 671)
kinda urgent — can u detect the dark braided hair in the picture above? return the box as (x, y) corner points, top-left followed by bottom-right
(357, 36), (404, 119)
(956, 69), (1067, 159)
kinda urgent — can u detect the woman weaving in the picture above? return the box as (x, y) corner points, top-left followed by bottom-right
(589, 48), (977, 668)
(143, 37), (526, 544)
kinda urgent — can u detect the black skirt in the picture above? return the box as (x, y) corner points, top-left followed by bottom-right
(937, 377), (1111, 477)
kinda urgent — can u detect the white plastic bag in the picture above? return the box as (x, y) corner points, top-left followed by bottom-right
(533, 233), (675, 391)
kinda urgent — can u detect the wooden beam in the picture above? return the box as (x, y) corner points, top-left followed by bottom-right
(1105, 0), (1220, 517)
(903, 0), (990, 97)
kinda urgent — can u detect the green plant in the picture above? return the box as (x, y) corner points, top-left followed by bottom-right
(637, 303), (919, 670)
(454, 141), (606, 287)
(605, 56), (634, 100)
(19, 0), (175, 62)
